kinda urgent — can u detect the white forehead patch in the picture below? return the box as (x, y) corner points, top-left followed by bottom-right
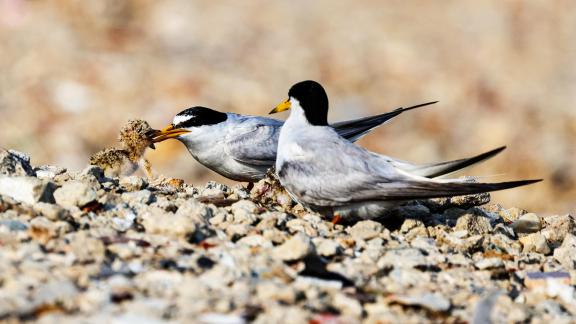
(173, 114), (192, 125)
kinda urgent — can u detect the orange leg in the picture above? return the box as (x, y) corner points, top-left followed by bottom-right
(331, 213), (342, 225)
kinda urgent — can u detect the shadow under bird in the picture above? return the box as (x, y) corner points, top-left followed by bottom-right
(270, 80), (541, 220)
(147, 101), (438, 182)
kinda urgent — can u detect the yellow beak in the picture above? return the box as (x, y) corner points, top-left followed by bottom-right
(269, 99), (291, 114)
(148, 124), (191, 143)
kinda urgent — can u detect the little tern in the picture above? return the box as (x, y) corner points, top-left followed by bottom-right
(148, 102), (436, 182)
(270, 80), (541, 220)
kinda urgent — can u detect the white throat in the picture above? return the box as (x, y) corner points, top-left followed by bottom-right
(284, 97), (310, 128)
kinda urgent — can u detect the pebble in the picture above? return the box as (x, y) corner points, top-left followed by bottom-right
(511, 213), (542, 233)
(347, 220), (383, 240)
(390, 293), (451, 312)
(519, 233), (551, 255)
(553, 234), (576, 270)
(0, 149), (35, 176)
(120, 176), (148, 191)
(273, 233), (314, 261)
(454, 209), (493, 235)
(0, 176), (55, 204)
(0, 149), (572, 322)
(53, 180), (97, 208)
(34, 165), (66, 180)
(315, 238), (340, 257)
(475, 257), (504, 270)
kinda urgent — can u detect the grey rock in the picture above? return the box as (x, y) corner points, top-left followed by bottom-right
(231, 184), (250, 200)
(122, 189), (154, 205)
(0, 149), (35, 176)
(475, 257), (504, 270)
(201, 181), (230, 198)
(34, 165), (66, 179)
(511, 213), (541, 233)
(553, 234), (576, 269)
(315, 238), (340, 257)
(175, 199), (213, 223)
(0, 219), (28, 231)
(391, 293), (451, 312)
(454, 209), (493, 235)
(230, 200), (259, 224)
(54, 180), (97, 208)
(273, 232), (313, 261)
(120, 176), (147, 191)
(499, 207), (527, 223)
(541, 214), (576, 247)
(519, 232), (551, 255)
(347, 220), (383, 240)
(0, 176), (55, 204)
(378, 248), (429, 268)
(34, 279), (79, 310)
(286, 218), (318, 237)
(141, 207), (196, 237)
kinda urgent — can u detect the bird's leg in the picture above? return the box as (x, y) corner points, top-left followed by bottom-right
(142, 158), (154, 180)
(331, 213), (342, 225)
(246, 182), (254, 191)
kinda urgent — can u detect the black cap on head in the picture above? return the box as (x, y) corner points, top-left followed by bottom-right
(174, 106), (228, 128)
(288, 80), (329, 126)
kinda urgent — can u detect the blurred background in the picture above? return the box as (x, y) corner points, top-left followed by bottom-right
(0, 0), (574, 214)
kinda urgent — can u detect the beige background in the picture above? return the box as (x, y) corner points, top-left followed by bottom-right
(1, 0), (574, 214)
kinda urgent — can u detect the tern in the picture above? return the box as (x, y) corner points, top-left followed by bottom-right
(148, 102), (437, 182)
(270, 80), (541, 220)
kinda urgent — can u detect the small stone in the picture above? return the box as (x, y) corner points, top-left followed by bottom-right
(34, 165), (66, 180)
(499, 207), (527, 223)
(33, 202), (66, 221)
(67, 231), (105, 263)
(347, 220), (383, 240)
(0, 219), (28, 231)
(236, 234), (273, 248)
(0, 176), (55, 204)
(511, 213), (542, 233)
(390, 293), (451, 312)
(315, 238), (340, 257)
(333, 292), (363, 317)
(201, 181), (230, 198)
(454, 210), (493, 235)
(54, 180), (98, 208)
(231, 184), (250, 200)
(273, 233), (313, 261)
(519, 232), (551, 255)
(475, 258), (504, 270)
(0, 149), (35, 176)
(122, 190), (153, 205)
(119, 176), (147, 191)
(230, 200), (259, 224)
(140, 207), (196, 237)
(525, 271), (571, 289)
(541, 214), (576, 247)
(378, 248), (430, 269)
(80, 165), (106, 182)
(553, 234), (576, 269)
(34, 279), (79, 310)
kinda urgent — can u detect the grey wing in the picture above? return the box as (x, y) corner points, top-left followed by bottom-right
(331, 101), (437, 142)
(389, 146), (507, 178)
(282, 138), (539, 207)
(224, 121), (282, 166)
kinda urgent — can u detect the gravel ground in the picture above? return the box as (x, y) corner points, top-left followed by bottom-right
(0, 148), (575, 323)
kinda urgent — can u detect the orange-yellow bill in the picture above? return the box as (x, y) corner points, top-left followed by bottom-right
(147, 124), (191, 143)
(269, 99), (291, 114)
